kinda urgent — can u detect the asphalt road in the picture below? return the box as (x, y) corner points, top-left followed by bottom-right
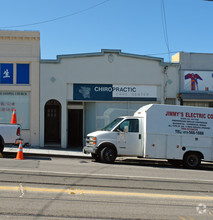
(0, 155), (213, 219)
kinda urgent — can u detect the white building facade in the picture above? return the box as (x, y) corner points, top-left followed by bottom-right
(40, 49), (179, 148)
(0, 30), (40, 146)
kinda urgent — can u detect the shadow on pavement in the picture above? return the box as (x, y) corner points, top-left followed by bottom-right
(2, 152), (52, 161)
(112, 158), (213, 171)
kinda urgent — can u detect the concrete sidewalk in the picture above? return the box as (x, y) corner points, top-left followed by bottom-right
(4, 145), (91, 158)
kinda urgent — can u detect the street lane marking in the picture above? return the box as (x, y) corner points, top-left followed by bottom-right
(178, 217), (187, 220)
(187, 217), (195, 220)
(178, 217), (195, 220)
(0, 186), (213, 201)
(0, 168), (213, 183)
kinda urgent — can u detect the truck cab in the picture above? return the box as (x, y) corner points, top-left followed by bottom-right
(83, 116), (143, 163)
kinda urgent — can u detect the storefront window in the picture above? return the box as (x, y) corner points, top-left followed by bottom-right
(96, 102), (128, 130)
(0, 91), (30, 129)
(96, 102), (149, 130)
(84, 102), (152, 136)
(17, 64), (29, 84)
(128, 103), (147, 115)
(165, 98), (176, 105)
(183, 102), (209, 107)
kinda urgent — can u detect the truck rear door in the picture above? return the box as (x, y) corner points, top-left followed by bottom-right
(116, 118), (142, 156)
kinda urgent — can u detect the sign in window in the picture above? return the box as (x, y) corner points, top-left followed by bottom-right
(0, 64), (13, 84)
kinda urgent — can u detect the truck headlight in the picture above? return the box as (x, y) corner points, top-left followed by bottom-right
(87, 136), (96, 145)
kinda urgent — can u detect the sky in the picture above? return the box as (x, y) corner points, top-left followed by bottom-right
(0, 0), (213, 62)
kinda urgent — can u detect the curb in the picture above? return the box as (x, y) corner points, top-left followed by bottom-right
(3, 146), (91, 159)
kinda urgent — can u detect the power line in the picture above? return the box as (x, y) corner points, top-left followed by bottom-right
(0, 0), (111, 29)
(161, 0), (171, 62)
(145, 51), (178, 57)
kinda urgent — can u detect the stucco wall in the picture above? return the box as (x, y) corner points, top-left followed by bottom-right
(40, 50), (179, 147)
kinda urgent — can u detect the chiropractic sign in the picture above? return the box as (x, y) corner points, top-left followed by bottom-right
(73, 84), (157, 101)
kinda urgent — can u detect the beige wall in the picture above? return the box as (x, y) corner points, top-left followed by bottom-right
(0, 30), (40, 146)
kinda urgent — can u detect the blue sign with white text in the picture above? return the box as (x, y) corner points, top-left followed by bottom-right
(73, 83), (157, 101)
(0, 64), (13, 84)
(74, 84), (113, 100)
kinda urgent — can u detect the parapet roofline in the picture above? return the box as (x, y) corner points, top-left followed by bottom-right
(179, 51), (213, 56)
(40, 49), (165, 63)
(0, 30), (40, 38)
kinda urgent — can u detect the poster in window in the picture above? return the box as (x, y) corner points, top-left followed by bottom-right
(0, 91), (30, 129)
(184, 71), (213, 91)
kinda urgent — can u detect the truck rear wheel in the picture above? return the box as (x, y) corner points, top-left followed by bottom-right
(183, 152), (201, 169)
(100, 146), (116, 163)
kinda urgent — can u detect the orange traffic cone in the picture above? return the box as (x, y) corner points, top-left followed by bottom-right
(11, 109), (17, 124)
(14, 141), (24, 160)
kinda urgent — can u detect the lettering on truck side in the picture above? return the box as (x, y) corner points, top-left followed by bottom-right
(165, 111), (213, 119)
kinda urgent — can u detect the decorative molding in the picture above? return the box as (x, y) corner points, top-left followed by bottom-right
(0, 36), (40, 41)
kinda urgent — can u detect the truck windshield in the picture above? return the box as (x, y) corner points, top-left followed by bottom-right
(102, 118), (124, 131)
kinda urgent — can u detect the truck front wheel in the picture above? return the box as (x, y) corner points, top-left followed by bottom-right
(100, 146), (117, 163)
(183, 152), (201, 169)
(0, 137), (4, 154)
(91, 153), (100, 162)
(0, 143), (4, 154)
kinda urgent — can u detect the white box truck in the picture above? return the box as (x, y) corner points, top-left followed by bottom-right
(83, 104), (213, 168)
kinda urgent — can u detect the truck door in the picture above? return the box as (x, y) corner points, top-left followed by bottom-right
(116, 119), (142, 156)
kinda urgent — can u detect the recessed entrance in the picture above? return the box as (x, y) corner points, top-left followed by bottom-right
(44, 99), (61, 145)
(67, 107), (83, 148)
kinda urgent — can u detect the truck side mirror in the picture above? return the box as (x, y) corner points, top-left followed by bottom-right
(124, 126), (129, 133)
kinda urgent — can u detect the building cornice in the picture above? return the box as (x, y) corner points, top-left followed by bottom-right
(41, 49), (165, 63)
(0, 35), (40, 41)
(0, 30), (40, 41)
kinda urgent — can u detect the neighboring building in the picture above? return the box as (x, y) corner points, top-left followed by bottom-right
(172, 52), (213, 107)
(40, 49), (179, 148)
(0, 30), (40, 146)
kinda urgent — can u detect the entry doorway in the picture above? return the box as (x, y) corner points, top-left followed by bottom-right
(67, 107), (83, 148)
(44, 100), (61, 145)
